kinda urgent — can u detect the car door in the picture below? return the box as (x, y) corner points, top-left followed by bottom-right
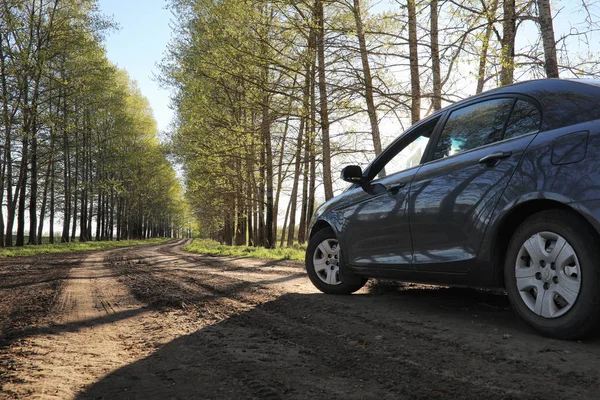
(340, 117), (440, 269)
(408, 97), (541, 272)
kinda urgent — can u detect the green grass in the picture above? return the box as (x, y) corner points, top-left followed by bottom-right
(0, 238), (171, 258)
(184, 239), (306, 261)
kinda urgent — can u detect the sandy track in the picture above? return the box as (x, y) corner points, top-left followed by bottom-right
(1, 249), (191, 399)
(3, 240), (600, 399)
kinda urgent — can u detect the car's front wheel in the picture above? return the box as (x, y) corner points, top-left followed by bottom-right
(305, 228), (367, 294)
(505, 210), (600, 339)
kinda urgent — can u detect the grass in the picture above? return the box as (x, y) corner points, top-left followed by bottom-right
(184, 239), (306, 261)
(0, 238), (171, 258)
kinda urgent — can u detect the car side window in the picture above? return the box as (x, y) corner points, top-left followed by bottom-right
(432, 98), (514, 161)
(374, 117), (439, 179)
(504, 100), (541, 140)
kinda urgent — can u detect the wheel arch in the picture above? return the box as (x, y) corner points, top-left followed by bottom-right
(309, 220), (334, 240)
(492, 199), (600, 288)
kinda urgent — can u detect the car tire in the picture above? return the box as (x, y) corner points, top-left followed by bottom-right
(504, 209), (600, 339)
(305, 228), (367, 295)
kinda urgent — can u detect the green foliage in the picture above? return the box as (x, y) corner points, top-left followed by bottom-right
(0, 0), (191, 247)
(0, 238), (170, 258)
(162, 0), (600, 248)
(184, 239), (306, 261)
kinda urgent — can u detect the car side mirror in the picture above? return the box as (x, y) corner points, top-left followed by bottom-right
(341, 165), (364, 184)
(341, 165), (386, 195)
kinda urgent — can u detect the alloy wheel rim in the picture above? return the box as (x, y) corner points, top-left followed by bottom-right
(313, 238), (342, 286)
(515, 231), (581, 318)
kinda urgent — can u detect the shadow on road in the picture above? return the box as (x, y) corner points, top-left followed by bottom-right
(77, 287), (600, 400)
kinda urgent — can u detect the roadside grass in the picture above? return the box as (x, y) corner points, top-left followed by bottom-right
(0, 238), (170, 258)
(184, 239), (306, 261)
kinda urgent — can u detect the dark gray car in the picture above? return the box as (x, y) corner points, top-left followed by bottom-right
(305, 79), (600, 339)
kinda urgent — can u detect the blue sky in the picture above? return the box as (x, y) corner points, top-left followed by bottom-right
(98, 0), (174, 133)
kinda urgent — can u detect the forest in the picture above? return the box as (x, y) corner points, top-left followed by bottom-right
(162, 0), (600, 249)
(0, 0), (188, 247)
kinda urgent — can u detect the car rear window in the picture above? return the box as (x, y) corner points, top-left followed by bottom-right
(536, 84), (600, 130)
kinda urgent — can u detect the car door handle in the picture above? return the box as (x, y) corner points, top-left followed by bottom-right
(479, 151), (512, 165)
(387, 182), (407, 195)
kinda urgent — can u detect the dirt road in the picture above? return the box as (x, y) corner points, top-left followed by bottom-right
(2, 239), (600, 399)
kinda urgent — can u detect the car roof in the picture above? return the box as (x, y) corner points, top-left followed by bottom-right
(474, 78), (599, 97)
(446, 79), (600, 131)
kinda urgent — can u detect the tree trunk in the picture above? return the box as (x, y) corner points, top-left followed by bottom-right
(16, 132), (28, 247)
(49, 160), (55, 244)
(476, 0), (498, 94)
(258, 148), (266, 247)
(287, 63), (310, 247)
(61, 94), (71, 243)
(280, 194), (292, 248)
(354, 0), (386, 175)
(273, 76), (296, 246)
(0, 29), (7, 247)
(109, 190), (115, 240)
(236, 157), (246, 246)
(37, 132), (54, 243)
(500, 0), (516, 86)
(96, 191), (102, 240)
(262, 90), (275, 248)
(87, 175), (94, 241)
(79, 124), (88, 242)
(71, 125), (79, 241)
(247, 155), (254, 247)
(408, 0), (421, 123)
(287, 116), (305, 247)
(2, 74), (13, 246)
(28, 119), (38, 245)
(0, 150), (5, 246)
(27, 75), (42, 245)
(430, 0), (442, 111)
(315, 0), (334, 200)
(537, 0), (559, 78)
(116, 197), (122, 241)
(298, 125), (310, 244)
(307, 59), (317, 235)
